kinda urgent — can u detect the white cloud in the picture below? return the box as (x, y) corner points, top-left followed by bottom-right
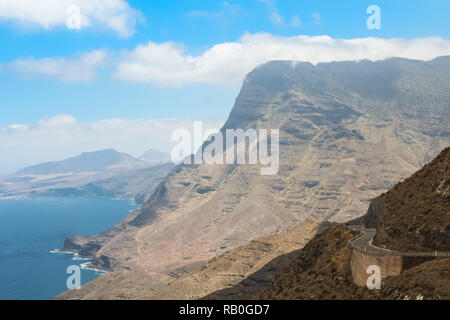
(0, 0), (141, 37)
(9, 50), (106, 82)
(114, 33), (450, 87)
(0, 115), (226, 174)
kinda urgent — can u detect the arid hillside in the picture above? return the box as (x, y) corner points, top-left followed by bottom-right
(257, 226), (450, 300)
(57, 148), (450, 300)
(371, 147), (450, 252)
(257, 225), (364, 299)
(257, 147), (450, 300)
(59, 57), (450, 298)
(56, 219), (328, 299)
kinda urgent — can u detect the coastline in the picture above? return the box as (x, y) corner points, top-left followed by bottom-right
(50, 249), (108, 275)
(0, 196), (139, 298)
(53, 197), (140, 274)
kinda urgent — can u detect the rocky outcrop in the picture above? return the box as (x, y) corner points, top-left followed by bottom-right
(347, 197), (386, 228)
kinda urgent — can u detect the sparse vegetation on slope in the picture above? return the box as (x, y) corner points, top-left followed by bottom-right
(56, 219), (328, 300)
(372, 147), (450, 252)
(257, 225), (366, 299)
(256, 147), (450, 300)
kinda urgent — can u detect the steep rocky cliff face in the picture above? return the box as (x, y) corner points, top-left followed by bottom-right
(62, 57), (450, 280)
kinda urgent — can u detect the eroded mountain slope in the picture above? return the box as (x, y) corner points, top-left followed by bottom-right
(63, 57), (450, 279)
(56, 219), (327, 300)
(258, 147), (450, 300)
(351, 147), (450, 251)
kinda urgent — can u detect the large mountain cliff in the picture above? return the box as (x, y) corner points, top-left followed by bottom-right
(62, 57), (450, 281)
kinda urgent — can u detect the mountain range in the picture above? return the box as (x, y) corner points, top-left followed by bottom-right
(16, 149), (144, 175)
(54, 56), (450, 299)
(0, 149), (174, 204)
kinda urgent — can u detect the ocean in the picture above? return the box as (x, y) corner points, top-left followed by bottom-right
(0, 197), (137, 300)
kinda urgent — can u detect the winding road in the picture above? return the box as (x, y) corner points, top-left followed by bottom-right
(348, 225), (394, 254)
(347, 225), (450, 257)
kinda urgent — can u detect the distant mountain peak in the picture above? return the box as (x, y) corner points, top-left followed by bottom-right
(16, 149), (144, 175)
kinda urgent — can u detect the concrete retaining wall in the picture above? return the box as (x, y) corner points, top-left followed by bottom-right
(350, 248), (402, 287)
(350, 248), (444, 287)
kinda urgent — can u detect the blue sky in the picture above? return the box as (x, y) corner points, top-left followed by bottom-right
(1, 0), (450, 125)
(1, 0), (450, 172)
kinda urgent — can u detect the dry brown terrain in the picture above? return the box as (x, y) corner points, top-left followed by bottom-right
(257, 147), (450, 300)
(58, 147), (450, 300)
(372, 147), (450, 252)
(257, 226), (450, 300)
(58, 57), (450, 299)
(257, 225), (364, 299)
(56, 219), (328, 299)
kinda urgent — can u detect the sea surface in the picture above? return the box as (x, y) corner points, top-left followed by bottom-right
(0, 197), (137, 300)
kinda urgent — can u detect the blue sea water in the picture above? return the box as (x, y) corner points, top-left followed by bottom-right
(0, 197), (137, 300)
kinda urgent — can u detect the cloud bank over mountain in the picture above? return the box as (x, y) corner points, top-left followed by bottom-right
(3, 34), (450, 86)
(114, 34), (450, 87)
